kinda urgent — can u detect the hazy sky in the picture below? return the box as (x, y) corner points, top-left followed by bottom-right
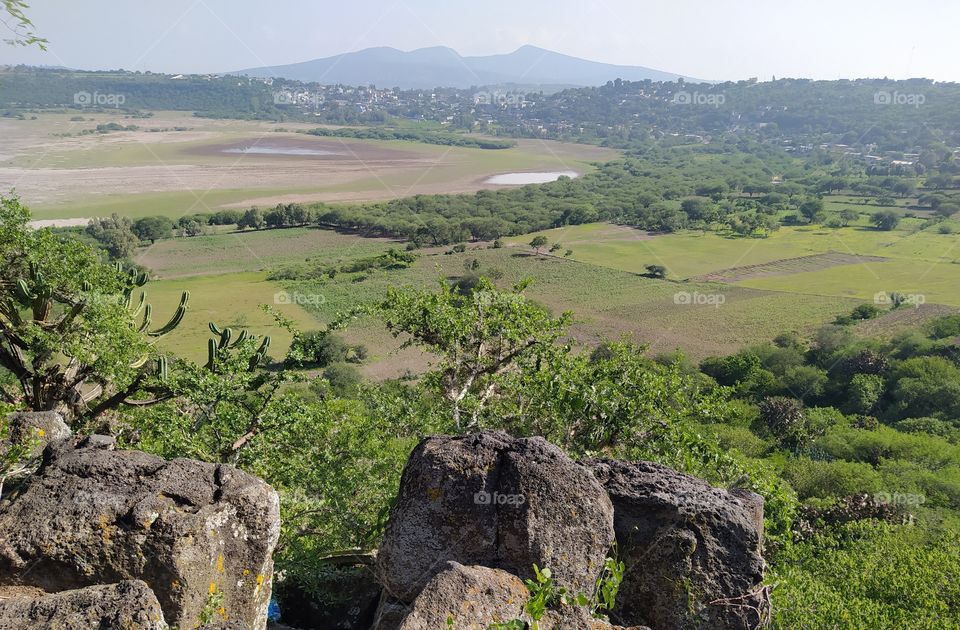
(3, 0), (958, 81)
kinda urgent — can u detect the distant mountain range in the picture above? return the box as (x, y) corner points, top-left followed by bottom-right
(232, 45), (706, 89)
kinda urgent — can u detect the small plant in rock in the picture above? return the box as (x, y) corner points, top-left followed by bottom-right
(592, 556), (625, 619)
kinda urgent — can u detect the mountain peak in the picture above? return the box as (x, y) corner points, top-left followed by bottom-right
(232, 45), (705, 88)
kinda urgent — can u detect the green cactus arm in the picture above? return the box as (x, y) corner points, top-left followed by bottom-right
(205, 338), (217, 371)
(138, 304), (153, 333)
(147, 291), (189, 338)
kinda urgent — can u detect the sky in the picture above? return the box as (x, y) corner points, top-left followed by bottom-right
(2, 0), (959, 81)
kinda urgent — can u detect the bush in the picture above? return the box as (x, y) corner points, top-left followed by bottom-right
(927, 314), (960, 340)
(781, 458), (884, 500)
(772, 522), (960, 629)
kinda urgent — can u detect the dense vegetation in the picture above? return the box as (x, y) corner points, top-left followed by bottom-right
(4, 192), (960, 627)
(305, 126), (515, 149)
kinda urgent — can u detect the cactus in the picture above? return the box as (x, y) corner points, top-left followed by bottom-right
(147, 291), (189, 338)
(156, 356), (169, 382)
(205, 322), (271, 373)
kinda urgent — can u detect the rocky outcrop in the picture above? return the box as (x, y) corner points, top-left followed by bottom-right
(585, 459), (768, 630)
(376, 431), (614, 603)
(0, 580), (167, 630)
(0, 436), (281, 630)
(394, 562), (528, 630)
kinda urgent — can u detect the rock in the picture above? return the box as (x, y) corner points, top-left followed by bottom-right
(370, 598), (409, 630)
(539, 607), (650, 630)
(395, 562), (529, 630)
(5, 411), (71, 454)
(584, 459), (768, 630)
(0, 580), (167, 629)
(0, 439), (281, 630)
(278, 564), (380, 630)
(376, 431), (614, 603)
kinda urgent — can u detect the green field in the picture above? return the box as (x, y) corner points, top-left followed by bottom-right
(510, 218), (960, 305)
(144, 272), (318, 364)
(133, 217), (960, 374)
(135, 226), (398, 278)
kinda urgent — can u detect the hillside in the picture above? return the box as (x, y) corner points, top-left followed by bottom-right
(231, 45), (703, 88)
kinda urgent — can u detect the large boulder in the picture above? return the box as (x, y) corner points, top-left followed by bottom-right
(394, 562), (529, 630)
(0, 580), (167, 629)
(376, 431), (614, 603)
(0, 437), (281, 630)
(584, 459), (768, 630)
(539, 607), (650, 630)
(371, 562), (649, 630)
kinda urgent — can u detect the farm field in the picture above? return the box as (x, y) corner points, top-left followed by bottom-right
(0, 110), (617, 220)
(134, 226), (399, 278)
(133, 219), (960, 376)
(510, 219), (960, 304)
(273, 246), (861, 377)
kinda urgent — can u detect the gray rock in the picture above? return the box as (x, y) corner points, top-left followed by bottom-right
(5, 411), (71, 453)
(584, 459), (768, 630)
(0, 439), (281, 630)
(376, 430), (614, 603)
(370, 598), (409, 630)
(0, 580), (167, 629)
(539, 607), (650, 630)
(396, 562), (529, 630)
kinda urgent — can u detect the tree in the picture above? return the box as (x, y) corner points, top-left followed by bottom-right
(0, 196), (188, 423)
(645, 264), (667, 279)
(237, 207), (265, 230)
(871, 210), (900, 231)
(375, 278), (570, 428)
(2, 0), (47, 48)
(132, 216), (173, 243)
(529, 235), (549, 255)
(799, 199), (826, 224)
(839, 209), (859, 226)
(85, 214), (140, 259)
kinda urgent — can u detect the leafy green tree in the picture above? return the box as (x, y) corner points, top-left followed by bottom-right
(799, 198), (826, 224)
(0, 196), (187, 423)
(872, 210), (901, 231)
(237, 207), (265, 230)
(2, 0), (47, 48)
(375, 278), (570, 428)
(85, 214), (140, 259)
(529, 235), (549, 255)
(132, 216), (174, 243)
(845, 373), (885, 415)
(644, 264), (668, 278)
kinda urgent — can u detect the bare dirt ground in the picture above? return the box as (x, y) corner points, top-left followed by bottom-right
(694, 251), (891, 283)
(0, 112), (618, 214)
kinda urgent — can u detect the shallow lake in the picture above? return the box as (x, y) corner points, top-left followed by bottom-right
(222, 145), (343, 156)
(484, 171), (579, 185)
